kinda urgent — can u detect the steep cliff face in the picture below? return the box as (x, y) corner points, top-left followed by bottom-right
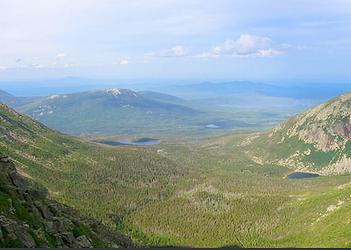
(245, 92), (351, 175)
(0, 155), (133, 248)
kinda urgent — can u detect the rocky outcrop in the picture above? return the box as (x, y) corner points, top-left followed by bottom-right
(247, 92), (351, 175)
(0, 155), (133, 248)
(278, 93), (351, 152)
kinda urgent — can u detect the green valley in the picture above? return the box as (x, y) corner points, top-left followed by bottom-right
(1, 92), (351, 247)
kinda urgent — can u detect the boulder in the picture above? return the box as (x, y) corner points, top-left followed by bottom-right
(75, 235), (92, 248)
(52, 217), (74, 232)
(34, 201), (53, 219)
(61, 231), (75, 245)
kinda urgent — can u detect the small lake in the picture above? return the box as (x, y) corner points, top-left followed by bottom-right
(287, 172), (320, 179)
(205, 124), (221, 129)
(97, 138), (160, 146)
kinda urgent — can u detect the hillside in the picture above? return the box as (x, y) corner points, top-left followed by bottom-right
(0, 103), (186, 245)
(0, 90), (15, 104)
(0, 155), (133, 247)
(1, 88), (211, 135)
(1, 101), (351, 247)
(244, 92), (351, 175)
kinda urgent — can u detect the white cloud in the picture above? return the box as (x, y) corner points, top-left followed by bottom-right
(199, 34), (283, 58)
(63, 63), (79, 68)
(149, 45), (190, 57)
(257, 48), (282, 57)
(170, 46), (189, 57)
(112, 58), (130, 65)
(195, 52), (219, 59)
(0, 66), (7, 71)
(119, 59), (129, 65)
(56, 53), (66, 59)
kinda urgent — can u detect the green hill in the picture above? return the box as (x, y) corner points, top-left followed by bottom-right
(6, 88), (203, 135)
(0, 103), (186, 245)
(1, 88), (259, 136)
(244, 92), (351, 175)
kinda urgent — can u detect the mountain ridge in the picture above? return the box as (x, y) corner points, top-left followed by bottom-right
(244, 91), (351, 175)
(0, 88), (202, 135)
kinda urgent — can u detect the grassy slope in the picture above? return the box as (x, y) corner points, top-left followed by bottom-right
(125, 133), (351, 247)
(0, 104), (185, 236)
(1, 103), (351, 247)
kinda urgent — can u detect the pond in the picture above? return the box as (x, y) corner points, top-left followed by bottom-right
(287, 172), (320, 179)
(96, 137), (161, 146)
(205, 124), (221, 129)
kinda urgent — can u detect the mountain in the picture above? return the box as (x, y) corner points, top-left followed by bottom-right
(154, 81), (351, 100)
(244, 92), (351, 175)
(0, 103), (185, 245)
(137, 91), (184, 104)
(4, 88), (201, 135)
(0, 155), (133, 248)
(0, 90), (16, 105)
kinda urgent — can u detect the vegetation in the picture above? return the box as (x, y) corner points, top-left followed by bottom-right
(1, 96), (351, 248)
(1, 88), (298, 136)
(0, 154), (133, 247)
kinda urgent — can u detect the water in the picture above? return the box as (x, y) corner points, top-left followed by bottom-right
(205, 124), (221, 129)
(287, 172), (320, 179)
(97, 137), (160, 146)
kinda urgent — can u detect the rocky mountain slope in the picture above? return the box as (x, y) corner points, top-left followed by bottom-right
(0, 102), (184, 245)
(244, 92), (351, 175)
(0, 155), (133, 248)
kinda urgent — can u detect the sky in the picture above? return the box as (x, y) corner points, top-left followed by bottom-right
(0, 0), (351, 83)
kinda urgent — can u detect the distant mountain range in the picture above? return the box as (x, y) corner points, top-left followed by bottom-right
(0, 88), (204, 135)
(3, 80), (349, 136)
(154, 81), (351, 100)
(0, 88), (261, 135)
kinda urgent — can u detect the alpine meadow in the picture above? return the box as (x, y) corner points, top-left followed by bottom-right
(1, 0), (351, 248)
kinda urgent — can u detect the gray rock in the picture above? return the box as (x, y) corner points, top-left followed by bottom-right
(8, 170), (29, 190)
(48, 203), (60, 216)
(0, 156), (10, 163)
(34, 201), (53, 219)
(15, 230), (35, 248)
(75, 235), (92, 248)
(52, 217), (73, 232)
(61, 231), (75, 244)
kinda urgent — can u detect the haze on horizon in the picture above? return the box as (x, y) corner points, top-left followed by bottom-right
(0, 0), (351, 83)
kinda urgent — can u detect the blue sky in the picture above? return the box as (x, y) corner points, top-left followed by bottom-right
(0, 0), (351, 83)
